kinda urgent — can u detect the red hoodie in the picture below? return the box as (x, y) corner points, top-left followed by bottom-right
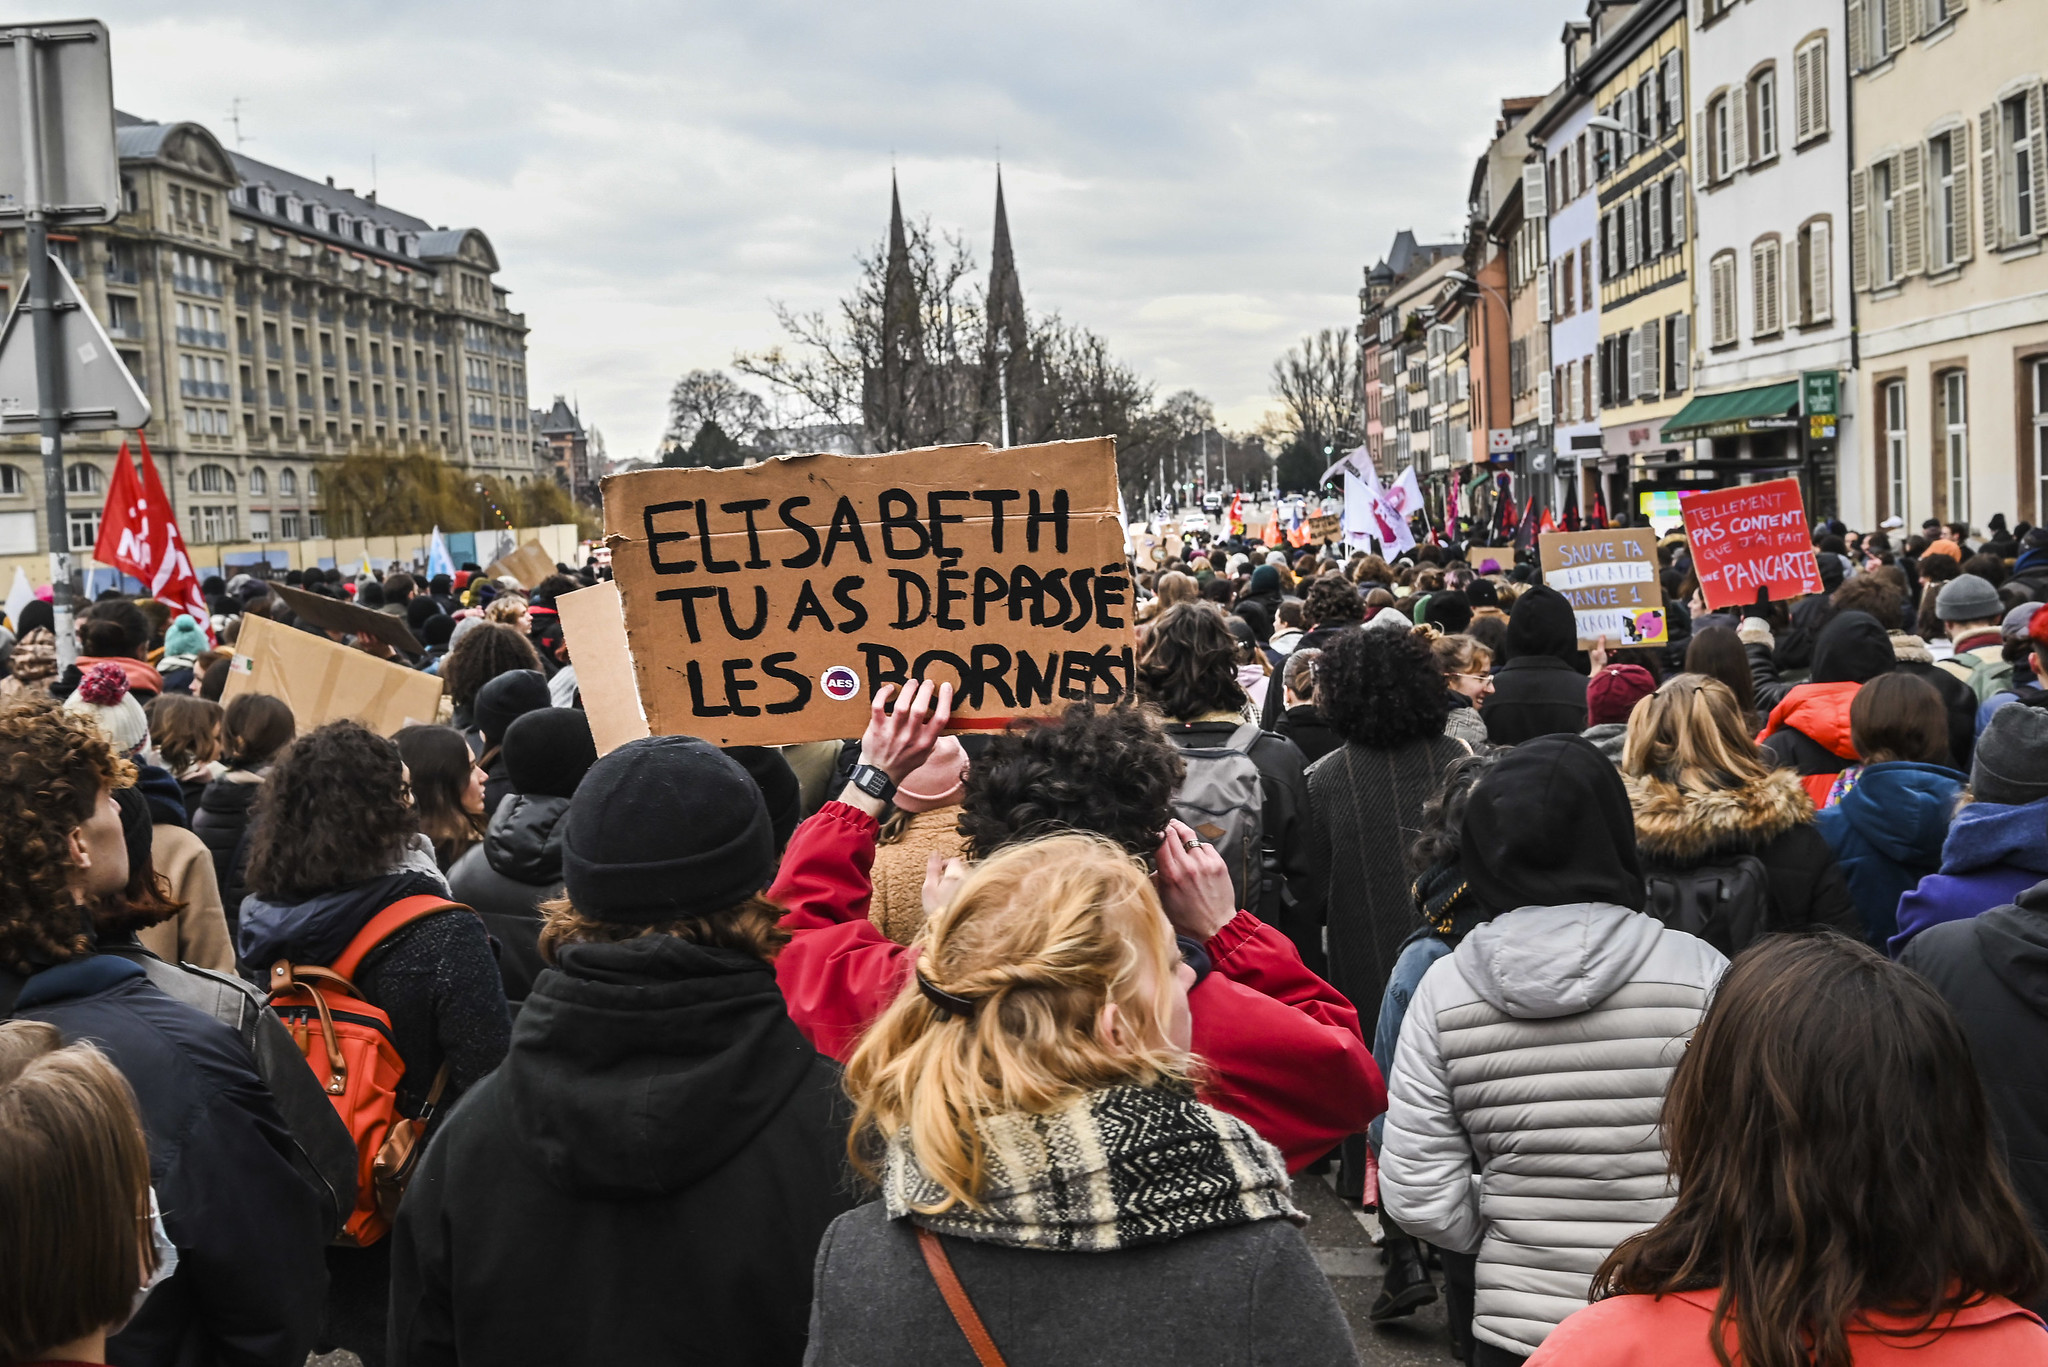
(1527, 1288), (2048, 1365)
(768, 802), (1385, 1170)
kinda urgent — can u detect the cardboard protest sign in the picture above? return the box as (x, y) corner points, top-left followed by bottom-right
(602, 438), (1138, 746)
(555, 580), (652, 755)
(1682, 477), (1823, 611)
(1466, 546), (1515, 574)
(486, 540), (555, 591)
(271, 582), (424, 656)
(222, 615), (443, 736)
(1539, 529), (1669, 648)
(1307, 513), (1341, 544)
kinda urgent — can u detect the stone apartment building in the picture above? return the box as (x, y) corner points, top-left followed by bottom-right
(1532, 18), (1608, 515)
(1677, 0), (1855, 521)
(0, 112), (540, 559)
(1848, 0), (2048, 530)
(1359, 231), (1460, 477)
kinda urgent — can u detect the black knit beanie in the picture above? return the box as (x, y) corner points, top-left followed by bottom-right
(476, 669), (551, 748)
(560, 735), (775, 923)
(1462, 733), (1645, 915)
(504, 707), (598, 799)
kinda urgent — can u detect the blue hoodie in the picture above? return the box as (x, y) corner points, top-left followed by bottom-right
(1890, 795), (2048, 955)
(1816, 762), (1967, 946)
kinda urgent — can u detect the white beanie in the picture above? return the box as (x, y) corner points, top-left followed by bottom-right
(64, 661), (149, 757)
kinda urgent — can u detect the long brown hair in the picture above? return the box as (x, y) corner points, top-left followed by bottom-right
(1135, 601), (1245, 721)
(1595, 935), (2046, 1367)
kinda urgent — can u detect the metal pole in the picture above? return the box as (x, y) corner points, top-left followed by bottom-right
(15, 30), (74, 670)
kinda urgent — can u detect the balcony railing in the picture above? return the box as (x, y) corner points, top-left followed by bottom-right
(172, 274), (224, 298)
(176, 327), (229, 349)
(179, 379), (232, 399)
(105, 266), (138, 285)
(267, 388), (288, 407)
(265, 342), (283, 360)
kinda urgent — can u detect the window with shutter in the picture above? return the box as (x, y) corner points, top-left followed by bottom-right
(1664, 53), (1684, 135)
(1795, 45), (1815, 144)
(1670, 314), (1691, 393)
(1537, 258), (1552, 322)
(1884, 0), (1908, 56)
(1951, 127), (1973, 262)
(1582, 239), (1594, 305)
(1696, 111), (1711, 176)
(1981, 107), (2003, 250)
(1756, 69), (1778, 161)
(1669, 172), (1688, 244)
(1731, 88), (1750, 174)
(1810, 219), (1833, 322)
(1752, 241), (1770, 337)
(1850, 167), (1871, 290)
(1623, 201), (1638, 272)
(1848, 0), (1866, 72)
(1649, 190), (1664, 258)
(2029, 84), (2046, 239)
(1899, 143), (1926, 274)
(1785, 232), (1803, 328)
(1538, 370), (1553, 427)
(1639, 321), (1661, 401)
(1524, 160), (1548, 222)
(1623, 330), (1638, 403)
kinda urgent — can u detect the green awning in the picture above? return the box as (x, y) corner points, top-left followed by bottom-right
(1659, 381), (1801, 442)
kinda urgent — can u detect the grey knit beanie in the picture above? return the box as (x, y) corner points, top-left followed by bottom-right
(1936, 574), (2003, 623)
(1972, 705), (2048, 806)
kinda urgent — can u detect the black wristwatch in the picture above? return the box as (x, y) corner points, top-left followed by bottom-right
(849, 763), (898, 803)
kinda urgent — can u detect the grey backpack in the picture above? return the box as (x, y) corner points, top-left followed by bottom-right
(1170, 722), (1267, 911)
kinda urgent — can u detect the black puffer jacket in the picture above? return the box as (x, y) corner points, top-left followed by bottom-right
(192, 771), (263, 933)
(447, 794), (569, 1004)
(1482, 586), (1588, 746)
(388, 934), (857, 1367)
(1901, 879), (2048, 1316)
(5, 956), (328, 1367)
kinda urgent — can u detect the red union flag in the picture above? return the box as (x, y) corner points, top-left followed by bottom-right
(93, 436), (212, 639)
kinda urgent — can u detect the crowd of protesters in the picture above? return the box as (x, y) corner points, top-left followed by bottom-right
(2, 508), (2048, 1366)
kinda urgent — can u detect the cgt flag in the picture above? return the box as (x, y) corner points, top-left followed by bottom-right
(94, 436), (211, 639)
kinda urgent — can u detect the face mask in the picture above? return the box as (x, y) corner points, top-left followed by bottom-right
(115, 1187), (179, 1333)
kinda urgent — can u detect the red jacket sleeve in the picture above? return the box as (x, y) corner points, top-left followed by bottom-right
(770, 803), (1386, 1171)
(1191, 910), (1387, 1172)
(770, 802), (914, 1061)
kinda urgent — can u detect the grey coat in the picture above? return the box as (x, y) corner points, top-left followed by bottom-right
(804, 1201), (1358, 1367)
(1379, 901), (1727, 1357)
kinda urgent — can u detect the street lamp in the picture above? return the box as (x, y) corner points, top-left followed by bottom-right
(1587, 115), (1689, 188)
(1441, 269), (1509, 315)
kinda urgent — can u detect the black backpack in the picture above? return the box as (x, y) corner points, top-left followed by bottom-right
(1643, 856), (1772, 957)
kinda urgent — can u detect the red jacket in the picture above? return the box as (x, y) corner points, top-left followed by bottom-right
(1526, 1289), (2048, 1365)
(769, 802), (1385, 1170)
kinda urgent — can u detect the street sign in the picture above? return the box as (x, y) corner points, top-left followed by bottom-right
(1488, 428), (1513, 455)
(1800, 370), (1839, 422)
(0, 251), (150, 431)
(0, 21), (119, 225)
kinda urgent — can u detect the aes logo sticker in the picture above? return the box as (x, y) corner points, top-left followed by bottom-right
(820, 665), (860, 702)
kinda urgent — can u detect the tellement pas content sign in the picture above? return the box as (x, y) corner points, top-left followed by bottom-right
(602, 438), (1137, 746)
(1539, 528), (1668, 648)
(1682, 477), (1823, 611)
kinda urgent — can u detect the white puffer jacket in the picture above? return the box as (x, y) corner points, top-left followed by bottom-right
(1379, 901), (1727, 1357)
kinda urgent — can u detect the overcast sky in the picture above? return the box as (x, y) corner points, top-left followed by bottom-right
(97, 1), (1564, 460)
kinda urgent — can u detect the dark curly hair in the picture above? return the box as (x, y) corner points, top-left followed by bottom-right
(958, 703), (1185, 861)
(244, 720), (418, 903)
(443, 622), (544, 713)
(1407, 752), (1500, 874)
(1317, 626), (1451, 748)
(0, 699), (133, 973)
(1303, 574), (1365, 630)
(1136, 602), (1246, 722)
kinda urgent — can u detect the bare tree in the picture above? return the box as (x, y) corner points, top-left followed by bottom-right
(663, 370), (769, 451)
(1270, 328), (1361, 492)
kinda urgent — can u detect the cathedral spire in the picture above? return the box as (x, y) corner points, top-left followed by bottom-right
(985, 166), (1029, 362)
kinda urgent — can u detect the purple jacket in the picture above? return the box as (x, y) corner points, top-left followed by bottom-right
(1890, 796), (2048, 956)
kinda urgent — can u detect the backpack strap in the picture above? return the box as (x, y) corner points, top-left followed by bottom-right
(1224, 721), (1264, 757)
(331, 895), (468, 983)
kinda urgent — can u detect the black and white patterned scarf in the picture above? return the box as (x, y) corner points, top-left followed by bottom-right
(881, 1084), (1303, 1251)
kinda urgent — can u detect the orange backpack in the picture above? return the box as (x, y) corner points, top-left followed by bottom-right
(266, 894), (463, 1247)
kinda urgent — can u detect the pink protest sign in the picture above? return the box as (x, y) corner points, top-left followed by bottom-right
(1681, 478), (1824, 611)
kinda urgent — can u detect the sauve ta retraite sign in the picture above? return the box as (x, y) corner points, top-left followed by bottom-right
(1681, 477), (1823, 611)
(603, 439), (1136, 745)
(1537, 528), (1668, 648)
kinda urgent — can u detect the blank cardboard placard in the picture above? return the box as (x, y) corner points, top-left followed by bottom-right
(221, 615), (443, 736)
(602, 438), (1136, 746)
(1538, 528), (1668, 648)
(486, 541), (555, 591)
(271, 582), (424, 656)
(555, 580), (651, 755)
(1682, 478), (1822, 610)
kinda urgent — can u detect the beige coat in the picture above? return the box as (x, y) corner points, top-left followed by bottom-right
(139, 823), (235, 972)
(867, 807), (970, 946)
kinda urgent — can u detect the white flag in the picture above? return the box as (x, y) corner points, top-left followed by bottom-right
(1385, 465), (1426, 522)
(3, 567), (33, 629)
(427, 526), (455, 580)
